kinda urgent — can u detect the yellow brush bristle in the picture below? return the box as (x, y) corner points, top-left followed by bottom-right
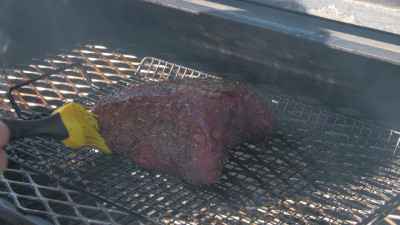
(52, 103), (111, 154)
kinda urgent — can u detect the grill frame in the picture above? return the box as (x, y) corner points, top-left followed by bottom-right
(0, 45), (399, 224)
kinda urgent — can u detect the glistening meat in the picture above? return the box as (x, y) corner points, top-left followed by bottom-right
(93, 79), (276, 185)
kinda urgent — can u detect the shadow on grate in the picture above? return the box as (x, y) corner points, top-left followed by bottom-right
(0, 45), (399, 224)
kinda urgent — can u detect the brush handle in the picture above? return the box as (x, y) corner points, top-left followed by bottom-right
(1, 113), (69, 142)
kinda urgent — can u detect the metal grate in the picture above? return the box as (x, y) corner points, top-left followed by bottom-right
(0, 162), (148, 225)
(136, 57), (220, 81)
(0, 44), (140, 117)
(0, 45), (399, 224)
(381, 206), (400, 225)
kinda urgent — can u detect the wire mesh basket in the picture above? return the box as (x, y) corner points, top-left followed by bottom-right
(0, 45), (399, 224)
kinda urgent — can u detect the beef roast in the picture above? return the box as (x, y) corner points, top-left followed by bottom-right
(93, 79), (276, 185)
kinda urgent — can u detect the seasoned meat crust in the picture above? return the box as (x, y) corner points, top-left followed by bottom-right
(93, 79), (276, 185)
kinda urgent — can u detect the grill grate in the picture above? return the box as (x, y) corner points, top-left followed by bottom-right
(0, 45), (399, 224)
(0, 161), (148, 225)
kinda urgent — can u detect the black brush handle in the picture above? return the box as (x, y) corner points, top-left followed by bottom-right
(1, 113), (69, 141)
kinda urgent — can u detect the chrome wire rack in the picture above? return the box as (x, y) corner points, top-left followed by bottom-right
(0, 45), (399, 224)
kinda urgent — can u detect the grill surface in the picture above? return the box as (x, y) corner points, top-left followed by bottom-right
(0, 45), (399, 224)
(0, 161), (146, 225)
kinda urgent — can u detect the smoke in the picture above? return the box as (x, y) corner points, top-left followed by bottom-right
(0, 29), (10, 74)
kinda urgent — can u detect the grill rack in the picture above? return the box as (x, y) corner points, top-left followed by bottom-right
(0, 45), (399, 224)
(0, 161), (147, 225)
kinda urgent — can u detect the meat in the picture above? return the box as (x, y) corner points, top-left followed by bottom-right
(93, 79), (276, 185)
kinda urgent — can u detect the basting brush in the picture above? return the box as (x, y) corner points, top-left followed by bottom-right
(1, 102), (111, 153)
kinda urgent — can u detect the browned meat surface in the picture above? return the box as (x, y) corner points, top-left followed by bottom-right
(93, 79), (276, 185)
